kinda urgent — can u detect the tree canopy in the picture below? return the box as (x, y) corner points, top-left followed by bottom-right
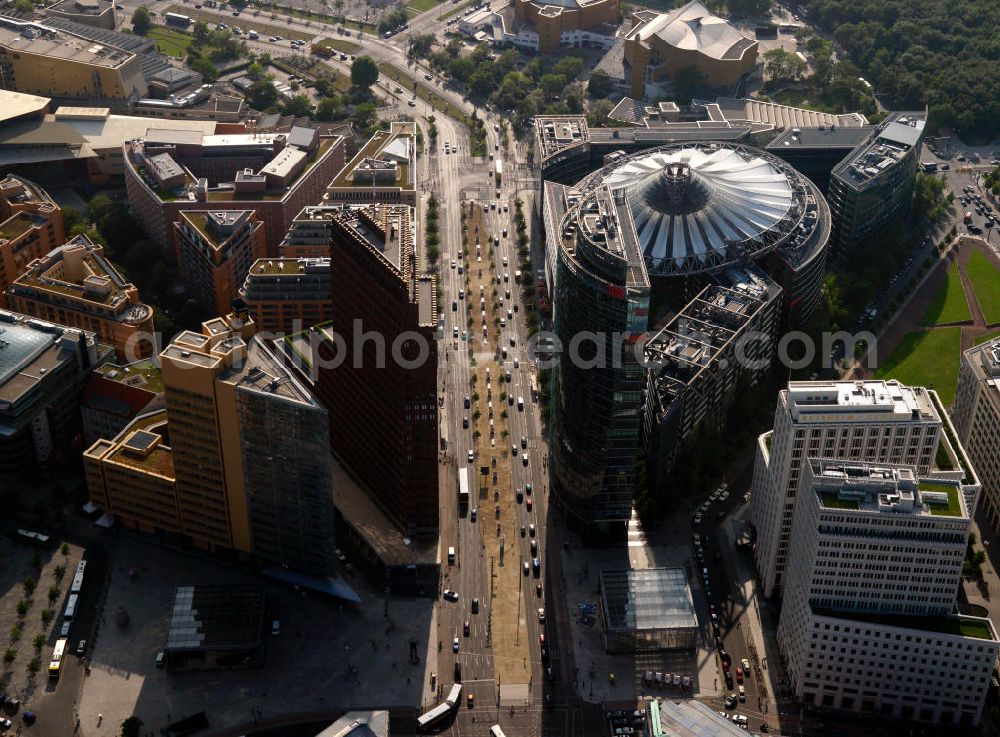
(131, 6), (152, 35)
(350, 56), (379, 89)
(245, 79), (279, 111)
(798, 0), (1000, 141)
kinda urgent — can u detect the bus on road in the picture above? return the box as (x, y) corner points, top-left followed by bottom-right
(165, 12), (192, 26)
(70, 559), (87, 594)
(458, 466), (469, 506)
(49, 638), (67, 678)
(494, 159), (502, 186)
(64, 593), (78, 620)
(417, 683), (462, 731)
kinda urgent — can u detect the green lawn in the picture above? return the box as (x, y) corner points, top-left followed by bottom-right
(407, 0), (441, 14)
(920, 482), (962, 516)
(166, 5), (312, 41)
(974, 329), (1000, 346)
(874, 327), (962, 404)
(922, 263), (971, 325)
(813, 607), (994, 639)
(967, 250), (1000, 325)
(437, 0), (475, 20)
(148, 26), (194, 58)
(314, 37), (360, 54)
(819, 491), (860, 510)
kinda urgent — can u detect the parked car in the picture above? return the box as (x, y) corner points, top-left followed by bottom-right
(443, 589), (459, 601)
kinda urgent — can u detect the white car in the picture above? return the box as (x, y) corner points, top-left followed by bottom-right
(537, 608), (545, 622)
(741, 657), (751, 671)
(443, 589), (459, 601)
(453, 637), (460, 652)
(468, 450), (474, 462)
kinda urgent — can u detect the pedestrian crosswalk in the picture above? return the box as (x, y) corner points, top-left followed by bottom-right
(627, 507), (647, 548)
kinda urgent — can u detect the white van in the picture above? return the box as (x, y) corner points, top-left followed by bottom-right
(490, 726), (507, 737)
(448, 546), (456, 564)
(517, 396), (524, 411)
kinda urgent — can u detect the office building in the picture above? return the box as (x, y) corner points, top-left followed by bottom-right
(648, 699), (750, 735)
(460, 0), (620, 54)
(827, 112), (925, 261)
(0, 308), (109, 474)
(751, 380), (980, 597)
(766, 125), (874, 194)
(83, 310), (336, 577)
(952, 338), (1000, 535)
(548, 168), (651, 532)
(124, 125), (344, 254)
(81, 358), (164, 445)
(0, 174), (64, 295)
(6, 235), (155, 359)
(0, 15), (146, 102)
(302, 204), (439, 538)
(240, 257), (331, 334)
(642, 266), (781, 488)
(172, 210), (265, 318)
(323, 122), (416, 207)
(778, 459), (997, 726)
(623, 2), (758, 99)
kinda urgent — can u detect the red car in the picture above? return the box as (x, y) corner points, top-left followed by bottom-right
(526, 498), (533, 511)
(735, 666), (744, 683)
(722, 659), (730, 672)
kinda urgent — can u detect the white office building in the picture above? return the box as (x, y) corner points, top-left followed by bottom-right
(750, 380), (978, 597)
(952, 338), (1000, 535)
(778, 459), (998, 726)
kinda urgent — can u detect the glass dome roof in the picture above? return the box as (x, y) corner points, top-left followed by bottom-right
(604, 146), (797, 274)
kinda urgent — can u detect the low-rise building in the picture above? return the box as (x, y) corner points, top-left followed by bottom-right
(0, 174), (64, 295)
(599, 568), (697, 652)
(240, 257), (331, 334)
(778, 459), (997, 726)
(460, 0), (621, 53)
(0, 308), (110, 475)
(172, 210), (265, 318)
(952, 337), (1000, 535)
(6, 235), (155, 359)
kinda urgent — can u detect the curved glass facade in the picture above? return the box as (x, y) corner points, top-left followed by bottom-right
(550, 218), (650, 530)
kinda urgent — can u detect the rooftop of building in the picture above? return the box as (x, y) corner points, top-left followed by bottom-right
(767, 124), (874, 151)
(328, 122), (414, 191)
(627, 1), (756, 62)
(0, 90), (50, 127)
(315, 711), (390, 737)
(646, 267), (779, 401)
(809, 460), (968, 520)
(785, 379), (939, 421)
(600, 568), (697, 633)
(48, 0), (114, 17)
(94, 358), (164, 394)
(177, 210), (254, 248)
(0, 173), (57, 212)
(811, 605), (997, 641)
(705, 96), (868, 131)
(246, 257), (331, 276)
(0, 15), (134, 69)
(128, 136), (338, 203)
(217, 333), (318, 408)
(649, 698), (747, 737)
(165, 584), (266, 652)
(0, 308), (94, 407)
(832, 111), (926, 187)
(963, 337), (1000, 386)
(10, 235), (151, 321)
